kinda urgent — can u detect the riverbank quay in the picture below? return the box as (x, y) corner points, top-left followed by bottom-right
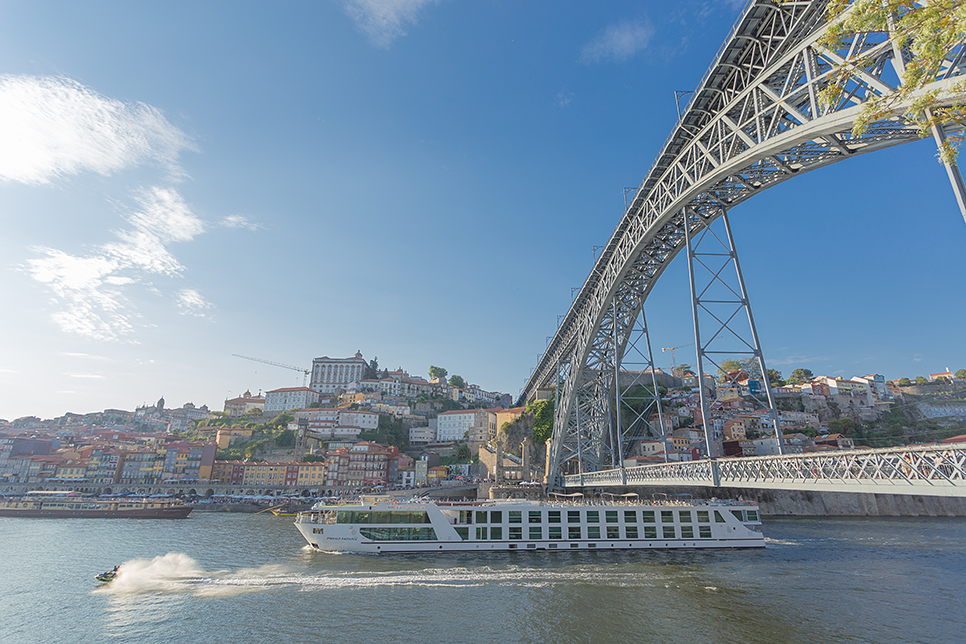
(569, 485), (966, 517)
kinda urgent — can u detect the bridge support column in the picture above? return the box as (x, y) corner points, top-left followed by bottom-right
(684, 206), (784, 458)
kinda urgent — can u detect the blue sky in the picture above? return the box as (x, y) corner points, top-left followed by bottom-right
(1, 0), (963, 421)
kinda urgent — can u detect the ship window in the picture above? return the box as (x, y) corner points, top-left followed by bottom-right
(605, 511), (618, 523)
(697, 510), (710, 523)
(731, 510), (744, 521)
(371, 511), (388, 524)
(699, 526), (712, 538)
(476, 511), (487, 524)
(679, 510), (692, 523)
(587, 543), (597, 548)
(624, 510), (637, 523)
(587, 526), (601, 539)
(606, 526), (620, 539)
(644, 526), (657, 539)
(568, 510), (581, 523)
(747, 510), (758, 522)
(548, 526), (562, 539)
(547, 510), (561, 523)
(358, 527), (437, 541)
(460, 511), (474, 524)
(661, 510), (674, 523)
(528, 511), (542, 523)
(714, 511), (726, 523)
(509, 511), (522, 524)
(586, 511), (599, 523)
(490, 511), (502, 523)
(570, 543), (579, 548)
(549, 543), (558, 549)
(490, 526), (503, 540)
(663, 526), (676, 539)
(681, 526), (694, 539)
(625, 526), (638, 539)
(455, 527), (469, 540)
(526, 544), (537, 549)
(476, 527), (488, 540)
(642, 511), (655, 523)
(568, 526), (581, 539)
(529, 527), (542, 540)
(509, 527), (522, 540)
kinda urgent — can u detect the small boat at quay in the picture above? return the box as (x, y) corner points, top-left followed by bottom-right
(0, 491), (193, 518)
(294, 494), (765, 553)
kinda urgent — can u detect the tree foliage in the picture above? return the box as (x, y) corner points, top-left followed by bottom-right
(821, 0), (966, 162)
(429, 365), (448, 380)
(957, 369), (966, 380)
(526, 396), (555, 445)
(449, 374), (466, 389)
(787, 368), (814, 385)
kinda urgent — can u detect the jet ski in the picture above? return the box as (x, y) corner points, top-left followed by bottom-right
(96, 566), (119, 583)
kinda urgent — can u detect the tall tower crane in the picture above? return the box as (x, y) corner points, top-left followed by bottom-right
(661, 344), (694, 375)
(233, 354), (311, 387)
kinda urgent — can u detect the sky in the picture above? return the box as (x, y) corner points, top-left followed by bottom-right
(1, 0), (964, 421)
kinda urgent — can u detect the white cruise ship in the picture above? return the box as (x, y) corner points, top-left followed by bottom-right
(294, 495), (765, 553)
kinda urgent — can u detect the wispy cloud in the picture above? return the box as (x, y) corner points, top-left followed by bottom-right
(68, 373), (105, 379)
(554, 91), (574, 109)
(581, 19), (655, 64)
(0, 75), (194, 185)
(24, 187), (209, 341)
(221, 214), (262, 231)
(341, 0), (439, 49)
(176, 288), (213, 317)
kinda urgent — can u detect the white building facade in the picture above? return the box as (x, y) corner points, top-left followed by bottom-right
(310, 352), (368, 395)
(264, 387), (320, 414)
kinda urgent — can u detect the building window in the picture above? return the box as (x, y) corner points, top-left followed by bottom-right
(547, 511), (561, 523)
(587, 526), (601, 540)
(697, 510), (710, 523)
(644, 526), (657, 539)
(623, 510), (637, 523)
(528, 511), (542, 524)
(681, 526), (694, 539)
(548, 527), (562, 540)
(509, 527), (522, 540)
(661, 510), (674, 523)
(586, 511), (599, 523)
(699, 526), (712, 538)
(568, 526), (581, 540)
(606, 526), (620, 539)
(568, 510), (581, 523)
(663, 526), (676, 539)
(679, 510), (692, 523)
(605, 511), (618, 523)
(529, 527), (542, 540)
(509, 511), (522, 524)
(642, 511), (655, 523)
(625, 526), (638, 539)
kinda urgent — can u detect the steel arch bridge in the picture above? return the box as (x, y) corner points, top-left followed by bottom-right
(520, 0), (966, 488)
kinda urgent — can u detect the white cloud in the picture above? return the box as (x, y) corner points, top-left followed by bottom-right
(176, 288), (212, 317)
(0, 75), (194, 185)
(555, 91), (574, 109)
(581, 20), (655, 64)
(24, 186), (208, 341)
(341, 0), (439, 49)
(221, 214), (262, 231)
(68, 373), (105, 379)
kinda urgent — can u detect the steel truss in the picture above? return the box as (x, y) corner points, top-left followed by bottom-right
(524, 0), (966, 488)
(685, 208), (783, 456)
(564, 444), (966, 498)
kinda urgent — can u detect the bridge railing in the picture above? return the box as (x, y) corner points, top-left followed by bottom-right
(563, 444), (966, 497)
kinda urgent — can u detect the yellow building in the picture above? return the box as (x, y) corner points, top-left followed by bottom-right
(296, 462), (326, 486)
(215, 427), (254, 449)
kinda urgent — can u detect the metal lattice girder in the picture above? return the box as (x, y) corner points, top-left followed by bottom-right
(531, 0), (966, 488)
(563, 444), (966, 497)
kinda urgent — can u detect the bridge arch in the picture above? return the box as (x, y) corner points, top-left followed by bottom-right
(528, 0), (966, 487)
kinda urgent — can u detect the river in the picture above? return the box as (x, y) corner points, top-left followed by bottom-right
(1, 512), (962, 643)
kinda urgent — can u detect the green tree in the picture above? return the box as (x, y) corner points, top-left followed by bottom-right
(956, 369), (966, 380)
(275, 429), (295, 447)
(429, 365), (448, 380)
(766, 369), (785, 387)
(455, 444), (471, 461)
(787, 368), (814, 385)
(527, 396), (555, 444)
(821, 0), (966, 163)
(828, 418), (859, 436)
(915, 376), (929, 385)
(449, 374), (466, 388)
(898, 377), (912, 386)
(364, 357), (379, 380)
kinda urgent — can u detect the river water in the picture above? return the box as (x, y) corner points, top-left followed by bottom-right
(1, 512), (962, 644)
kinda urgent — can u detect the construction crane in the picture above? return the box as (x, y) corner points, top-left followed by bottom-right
(233, 354), (311, 386)
(662, 344), (694, 375)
